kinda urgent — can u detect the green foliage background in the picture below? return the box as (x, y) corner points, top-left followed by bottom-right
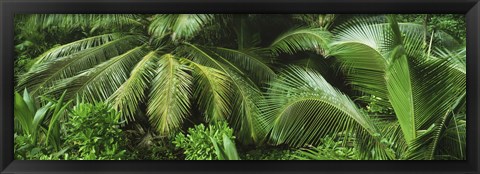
(13, 14), (466, 160)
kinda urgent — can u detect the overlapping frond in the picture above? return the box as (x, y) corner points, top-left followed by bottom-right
(147, 54), (193, 136)
(108, 51), (160, 122)
(183, 59), (233, 122)
(178, 44), (266, 143)
(31, 33), (126, 64)
(149, 14), (215, 41)
(49, 46), (148, 101)
(18, 34), (145, 95)
(259, 66), (379, 147)
(211, 47), (275, 85)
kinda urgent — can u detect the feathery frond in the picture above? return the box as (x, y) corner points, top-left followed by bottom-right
(18, 35), (145, 95)
(49, 46), (148, 101)
(147, 54), (193, 136)
(149, 14), (215, 42)
(108, 51), (160, 122)
(259, 66), (379, 147)
(270, 28), (332, 56)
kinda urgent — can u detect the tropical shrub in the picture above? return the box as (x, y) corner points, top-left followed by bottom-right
(14, 89), (71, 156)
(14, 134), (63, 160)
(62, 102), (127, 160)
(294, 136), (360, 160)
(173, 122), (235, 160)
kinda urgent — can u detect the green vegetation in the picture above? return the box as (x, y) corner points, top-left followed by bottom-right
(14, 14), (466, 160)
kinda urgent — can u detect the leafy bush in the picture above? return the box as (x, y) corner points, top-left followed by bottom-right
(14, 89), (71, 159)
(293, 136), (360, 160)
(14, 133), (64, 160)
(173, 122), (235, 160)
(62, 102), (127, 160)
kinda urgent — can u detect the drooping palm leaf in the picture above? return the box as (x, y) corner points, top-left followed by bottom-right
(147, 54), (193, 136)
(183, 59), (233, 122)
(178, 44), (265, 143)
(18, 34), (145, 95)
(49, 46), (148, 101)
(270, 27), (332, 56)
(108, 51), (160, 122)
(259, 66), (379, 146)
(31, 33), (126, 64)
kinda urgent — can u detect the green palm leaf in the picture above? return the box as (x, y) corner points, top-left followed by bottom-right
(31, 33), (125, 64)
(149, 14), (215, 42)
(49, 46), (148, 101)
(179, 44), (265, 143)
(108, 51), (160, 122)
(147, 54), (193, 135)
(211, 47), (275, 85)
(259, 66), (379, 147)
(18, 34), (145, 95)
(270, 28), (332, 56)
(183, 59), (233, 122)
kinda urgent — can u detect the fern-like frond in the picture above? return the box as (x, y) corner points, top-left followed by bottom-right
(49, 46), (148, 101)
(147, 54), (193, 136)
(108, 51), (160, 122)
(18, 35), (145, 95)
(182, 59), (233, 122)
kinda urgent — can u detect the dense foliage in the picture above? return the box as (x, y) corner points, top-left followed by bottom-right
(173, 122), (236, 160)
(14, 14), (466, 160)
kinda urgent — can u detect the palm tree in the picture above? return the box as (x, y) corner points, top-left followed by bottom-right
(17, 14), (331, 145)
(258, 15), (465, 160)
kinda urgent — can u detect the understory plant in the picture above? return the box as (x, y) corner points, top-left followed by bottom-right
(173, 122), (236, 160)
(62, 101), (127, 160)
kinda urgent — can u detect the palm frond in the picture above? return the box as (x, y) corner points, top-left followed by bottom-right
(270, 27), (332, 56)
(178, 44), (266, 144)
(182, 59), (233, 122)
(329, 42), (390, 107)
(149, 14), (215, 42)
(211, 47), (275, 85)
(18, 34), (145, 95)
(108, 51), (160, 122)
(385, 45), (416, 143)
(226, 69), (264, 144)
(48, 46), (148, 101)
(259, 66), (379, 147)
(31, 33), (126, 64)
(147, 54), (193, 136)
(405, 56), (466, 159)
